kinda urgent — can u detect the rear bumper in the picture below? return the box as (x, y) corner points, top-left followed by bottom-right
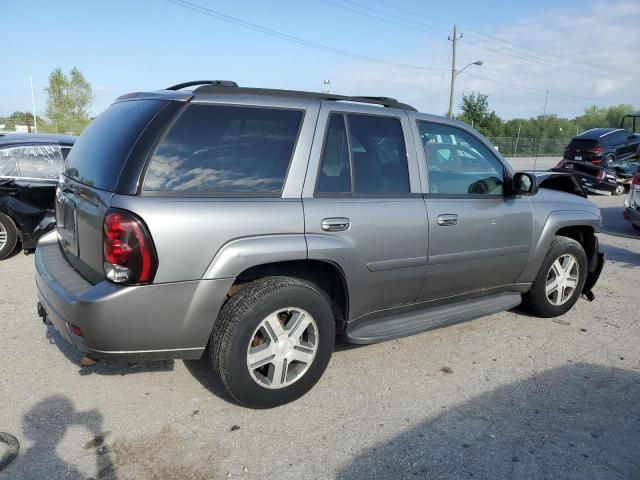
(35, 231), (234, 361)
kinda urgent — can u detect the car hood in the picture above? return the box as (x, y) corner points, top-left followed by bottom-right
(528, 170), (587, 198)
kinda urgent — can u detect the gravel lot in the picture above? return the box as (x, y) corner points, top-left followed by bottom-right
(0, 190), (638, 479)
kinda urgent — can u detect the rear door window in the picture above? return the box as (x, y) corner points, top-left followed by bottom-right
(65, 99), (168, 190)
(315, 113), (410, 196)
(144, 105), (303, 195)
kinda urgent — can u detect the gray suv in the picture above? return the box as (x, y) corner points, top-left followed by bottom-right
(35, 81), (604, 408)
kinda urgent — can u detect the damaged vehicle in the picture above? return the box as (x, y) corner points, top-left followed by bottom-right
(551, 159), (629, 195)
(35, 82), (604, 408)
(0, 134), (75, 259)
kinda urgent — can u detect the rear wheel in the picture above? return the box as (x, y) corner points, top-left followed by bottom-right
(614, 184), (626, 195)
(209, 276), (335, 408)
(0, 213), (18, 260)
(521, 236), (587, 318)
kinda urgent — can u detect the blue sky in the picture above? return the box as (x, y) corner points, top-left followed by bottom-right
(3, 0), (637, 119)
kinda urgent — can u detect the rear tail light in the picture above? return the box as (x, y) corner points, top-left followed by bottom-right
(103, 208), (157, 284)
(555, 159), (566, 168)
(596, 169), (606, 181)
(590, 147), (604, 155)
(632, 174), (640, 187)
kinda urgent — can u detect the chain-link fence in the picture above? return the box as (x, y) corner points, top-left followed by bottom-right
(487, 136), (572, 157)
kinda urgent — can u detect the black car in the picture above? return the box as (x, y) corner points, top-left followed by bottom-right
(0, 133), (75, 259)
(551, 159), (621, 195)
(563, 128), (640, 166)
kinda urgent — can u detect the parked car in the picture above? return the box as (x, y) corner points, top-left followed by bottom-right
(623, 172), (640, 231)
(551, 159), (623, 195)
(610, 160), (640, 191)
(0, 133), (75, 260)
(35, 81), (604, 408)
(563, 128), (640, 166)
(620, 111), (640, 133)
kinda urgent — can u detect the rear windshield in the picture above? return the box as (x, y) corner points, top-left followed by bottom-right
(64, 100), (167, 190)
(143, 104), (303, 195)
(567, 138), (598, 149)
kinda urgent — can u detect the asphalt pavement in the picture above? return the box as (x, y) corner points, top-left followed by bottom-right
(0, 191), (638, 480)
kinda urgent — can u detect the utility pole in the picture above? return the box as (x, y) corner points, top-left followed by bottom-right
(447, 25), (462, 118)
(30, 74), (38, 133)
(533, 90), (549, 171)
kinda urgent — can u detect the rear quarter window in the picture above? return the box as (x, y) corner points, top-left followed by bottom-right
(64, 99), (168, 190)
(143, 104), (303, 195)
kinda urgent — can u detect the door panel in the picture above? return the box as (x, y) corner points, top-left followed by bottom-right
(303, 103), (428, 321)
(305, 198), (428, 319)
(412, 118), (534, 300)
(421, 196), (532, 300)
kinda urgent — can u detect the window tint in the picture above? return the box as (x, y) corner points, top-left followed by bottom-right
(348, 114), (409, 194)
(418, 121), (504, 195)
(317, 114), (351, 193)
(65, 99), (167, 190)
(144, 105), (303, 194)
(0, 148), (19, 177)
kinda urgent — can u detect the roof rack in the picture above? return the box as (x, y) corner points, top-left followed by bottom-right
(193, 84), (417, 111)
(166, 80), (238, 91)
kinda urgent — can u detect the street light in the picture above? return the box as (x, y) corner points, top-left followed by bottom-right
(448, 60), (483, 118)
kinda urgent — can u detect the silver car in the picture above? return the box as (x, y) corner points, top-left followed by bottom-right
(624, 172), (640, 230)
(35, 81), (604, 408)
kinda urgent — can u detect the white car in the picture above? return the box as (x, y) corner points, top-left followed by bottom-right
(623, 172), (640, 231)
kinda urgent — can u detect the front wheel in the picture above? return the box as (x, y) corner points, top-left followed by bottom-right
(521, 236), (588, 318)
(209, 276), (335, 408)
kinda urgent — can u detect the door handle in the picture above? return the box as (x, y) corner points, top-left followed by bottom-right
(321, 217), (350, 232)
(437, 214), (458, 226)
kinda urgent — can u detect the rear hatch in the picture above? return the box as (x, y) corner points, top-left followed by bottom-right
(56, 99), (173, 283)
(564, 138), (600, 162)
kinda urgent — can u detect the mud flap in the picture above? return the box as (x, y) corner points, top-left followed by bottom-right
(582, 246), (604, 302)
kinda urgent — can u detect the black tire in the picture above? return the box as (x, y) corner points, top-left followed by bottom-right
(0, 213), (18, 261)
(209, 276), (335, 408)
(614, 184), (626, 195)
(632, 223), (640, 232)
(521, 236), (588, 318)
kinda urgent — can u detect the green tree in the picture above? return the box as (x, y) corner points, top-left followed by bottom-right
(458, 91), (489, 127)
(44, 67), (93, 134)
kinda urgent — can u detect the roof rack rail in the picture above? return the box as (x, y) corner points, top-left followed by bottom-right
(166, 80), (238, 91)
(193, 85), (417, 111)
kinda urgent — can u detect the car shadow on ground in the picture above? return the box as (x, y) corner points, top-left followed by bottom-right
(3, 395), (116, 480)
(336, 363), (640, 480)
(46, 326), (174, 376)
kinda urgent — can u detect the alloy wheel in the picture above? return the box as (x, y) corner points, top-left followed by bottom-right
(246, 308), (318, 389)
(545, 254), (579, 306)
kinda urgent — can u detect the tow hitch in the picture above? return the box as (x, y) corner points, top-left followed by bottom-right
(37, 302), (51, 325)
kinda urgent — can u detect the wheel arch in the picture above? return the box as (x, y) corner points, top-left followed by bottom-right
(231, 259), (349, 332)
(516, 210), (600, 284)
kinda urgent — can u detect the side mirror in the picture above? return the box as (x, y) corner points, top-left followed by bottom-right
(511, 172), (538, 196)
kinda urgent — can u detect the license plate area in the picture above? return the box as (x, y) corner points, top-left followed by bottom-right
(574, 155), (582, 161)
(56, 194), (79, 257)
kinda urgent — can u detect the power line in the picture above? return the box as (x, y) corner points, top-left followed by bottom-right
(166, 0), (445, 71)
(367, 0), (639, 76)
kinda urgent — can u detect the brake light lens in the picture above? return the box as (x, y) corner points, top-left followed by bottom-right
(632, 174), (640, 187)
(555, 159), (566, 168)
(596, 169), (606, 181)
(590, 147), (604, 155)
(103, 209), (157, 284)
